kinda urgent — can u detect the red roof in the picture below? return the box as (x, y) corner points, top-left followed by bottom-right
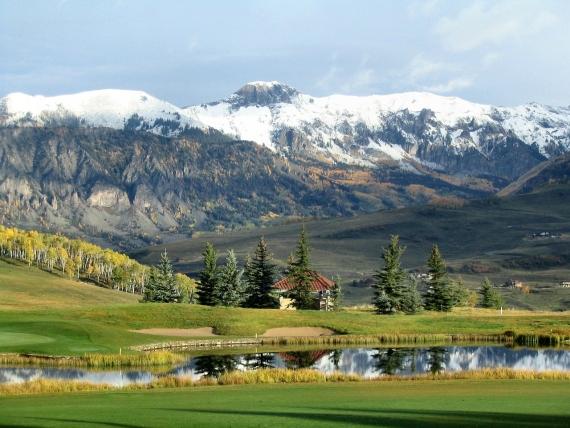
(273, 271), (335, 292)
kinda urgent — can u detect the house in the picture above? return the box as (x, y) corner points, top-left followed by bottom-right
(504, 279), (524, 289)
(560, 281), (570, 288)
(273, 271), (335, 311)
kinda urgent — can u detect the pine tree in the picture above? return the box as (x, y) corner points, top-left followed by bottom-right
(288, 227), (314, 309)
(242, 254), (255, 305)
(401, 278), (423, 314)
(142, 267), (158, 302)
(373, 235), (407, 314)
(245, 237), (279, 308)
(330, 275), (342, 311)
(424, 245), (454, 311)
(197, 242), (218, 306)
(213, 250), (245, 307)
(153, 250), (181, 303)
(142, 251), (180, 303)
(479, 277), (503, 308)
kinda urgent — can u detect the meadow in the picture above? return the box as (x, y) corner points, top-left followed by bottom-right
(0, 379), (569, 427)
(0, 260), (568, 356)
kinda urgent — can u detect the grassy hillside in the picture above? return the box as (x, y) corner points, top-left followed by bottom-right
(1, 380), (569, 427)
(133, 184), (570, 308)
(0, 259), (137, 310)
(1, 302), (569, 355)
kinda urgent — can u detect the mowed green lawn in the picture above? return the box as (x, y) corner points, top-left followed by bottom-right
(1, 380), (569, 427)
(0, 259), (569, 355)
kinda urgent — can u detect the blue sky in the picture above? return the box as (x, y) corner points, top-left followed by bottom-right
(1, 0), (569, 106)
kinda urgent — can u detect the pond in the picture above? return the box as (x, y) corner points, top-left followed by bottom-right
(1, 345), (569, 386)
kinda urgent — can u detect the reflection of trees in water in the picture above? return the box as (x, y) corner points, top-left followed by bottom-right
(279, 350), (331, 369)
(330, 349), (343, 370)
(372, 348), (412, 375)
(427, 347), (447, 374)
(193, 355), (239, 378)
(243, 353), (275, 370)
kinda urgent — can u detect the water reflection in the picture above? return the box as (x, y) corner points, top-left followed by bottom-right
(1, 346), (569, 386)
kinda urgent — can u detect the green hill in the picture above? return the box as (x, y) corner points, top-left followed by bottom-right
(0, 259), (137, 310)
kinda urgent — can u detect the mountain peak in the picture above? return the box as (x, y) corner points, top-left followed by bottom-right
(229, 81), (299, 107)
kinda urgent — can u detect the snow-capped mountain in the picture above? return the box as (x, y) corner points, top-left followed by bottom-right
(186, 81), (570, 178)
(2, 82), (569, 180)
(0, 89), (205, 136)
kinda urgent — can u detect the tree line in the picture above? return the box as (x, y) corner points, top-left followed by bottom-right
(0, 225), (195, 300)
(373, 235), (503, 314)
(196, 228), (341, 310)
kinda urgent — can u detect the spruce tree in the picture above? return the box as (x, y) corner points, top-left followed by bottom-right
(245, 237), (279, 308)
(373, 235), (407, 314)
(401, 278), (423, 314)
(479, 277), (503, 309)
(213, 250), (245, 307)
(242, 254), (255, 305)
(142, 267), (158, 302)
(424, 245), (454, 311)
(330, 276), (342, 311)
(288, 227), (314, 309)
(143, 251), (180, 303)
(197, 242), (218, 306)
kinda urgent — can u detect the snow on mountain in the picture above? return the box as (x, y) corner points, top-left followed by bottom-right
(2, 83), (569, 173)
(185, 81), (570, 168)
(0, 89), (205, 136)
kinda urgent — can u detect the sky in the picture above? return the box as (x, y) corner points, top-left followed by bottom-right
(1, 0), (569, 107)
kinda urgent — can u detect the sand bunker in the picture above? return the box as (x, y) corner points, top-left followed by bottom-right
(261, 327), (336, 337)
(130, 327), (216, 337)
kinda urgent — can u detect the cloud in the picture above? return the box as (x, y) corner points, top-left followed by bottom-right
(315, 55), (377, 94)
(395, 54), (474, 95)
(340, 68), (376, 93)
(435, 0), (558, 52)
(406, 55), (447, 82)
(408, 0), (441, 17)
(423, 77), (474, 94)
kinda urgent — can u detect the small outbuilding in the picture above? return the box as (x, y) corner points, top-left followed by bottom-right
(504, 279), (524, 289)
(273, 271), (335, 311)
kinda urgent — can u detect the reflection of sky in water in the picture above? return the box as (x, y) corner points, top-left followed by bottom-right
(1, 346), (569, 385)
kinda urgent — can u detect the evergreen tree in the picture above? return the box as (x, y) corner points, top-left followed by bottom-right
(245, 237), (279, 308)
(288, 227), (314, 309)
(142, 267), (158, 302)
(400, 278), (423, 314)
(143, 251), (180, 303)
(450, 278), (470, 307)
(197, 242), (218, 306)
(330, 275), (343, 311)
(242, 254), (255, 304)
(424, 244), (454, 311)
(479, 277), (503, 309)
(373, 235), (407, 314)
(153, 250), (181, 302)
(213, 250), (245, 307)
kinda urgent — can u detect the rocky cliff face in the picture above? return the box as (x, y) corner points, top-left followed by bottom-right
(0, 127), (490, 248)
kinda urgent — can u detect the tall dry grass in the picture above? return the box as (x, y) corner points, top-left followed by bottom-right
(0, 351), (185, 368)
(1, 368), (568, 396)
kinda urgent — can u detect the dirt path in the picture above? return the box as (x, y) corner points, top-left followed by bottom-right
(261, 327), (335, 337)
(130, 327), (216, 337)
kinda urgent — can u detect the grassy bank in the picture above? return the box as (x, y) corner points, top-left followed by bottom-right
(1, 304), (569, 355)
(1, 368), (569, 396)
(0, 378), (569, 427)
(0, 350), (184, 367)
